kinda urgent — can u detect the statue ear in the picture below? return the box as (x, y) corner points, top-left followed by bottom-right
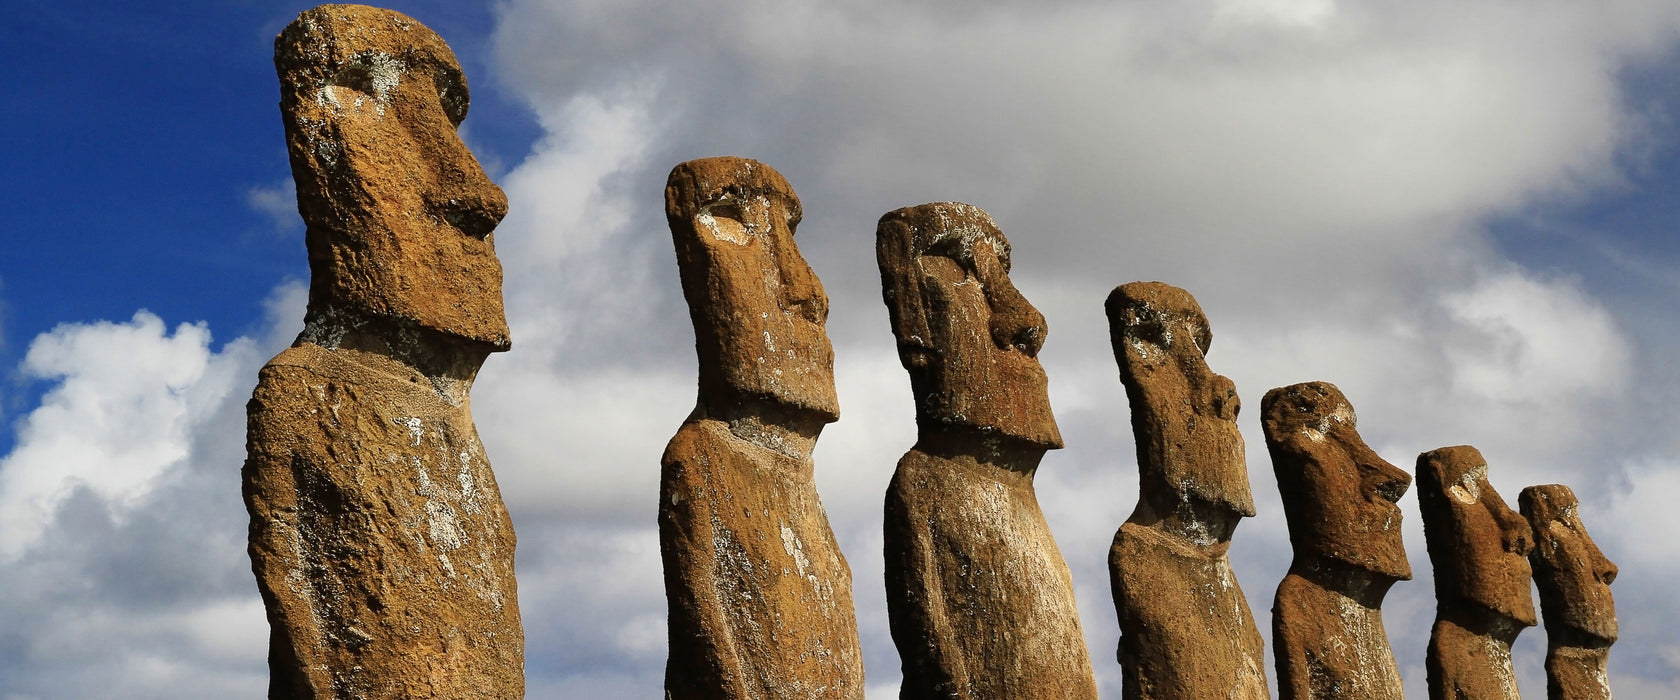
(876, 217), (933, 366)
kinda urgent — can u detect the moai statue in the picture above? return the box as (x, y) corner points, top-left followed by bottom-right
(1263, 382), (1412, 700)
(659, 157), (864, 699)
(244, 5), (522, 697)
(877, 203), (1098, 700)
(1106, 282), (1268, 700)
(1417, 446), (1537, 700)
(1520, 485), (1619, 700)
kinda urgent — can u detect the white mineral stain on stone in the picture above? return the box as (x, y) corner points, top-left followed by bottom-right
(910, 203), (1010, 269)
(361, 53), (402, 104)
(1478, 633), (1521, 699)
(780, 524), (811, 576)
(1451, 464), (1486, 504)
(1300, 401), (1355, 442)
(316, 52), (403, 117)
(397, 416), (423, 446)
(696, 200), (757, 245)
(425, 499), (463, 550)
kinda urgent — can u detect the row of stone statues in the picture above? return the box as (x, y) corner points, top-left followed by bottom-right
(240, 5), (1620, 699)
(654, 156), (1620, 700)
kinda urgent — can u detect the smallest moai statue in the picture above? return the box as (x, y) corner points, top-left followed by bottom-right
(1521, 485), (1618, 700)
(1417, 446), (1536, 700)
(1263, 382), (1411, 700)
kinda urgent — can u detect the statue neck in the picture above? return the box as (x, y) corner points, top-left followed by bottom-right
(1129, 483), (1242, 548)
(297, 303), (494, 405)
(697, 396), (826, 461)
(1290, 556), (1398, 608)
(914, 426), (1048, 476)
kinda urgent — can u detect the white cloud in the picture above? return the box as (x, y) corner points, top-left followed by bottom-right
(0, 281), (304, 697)
(1440, 269), (1630, 403)
(245, 179), (300, 235)
(0, 312), (259, 558)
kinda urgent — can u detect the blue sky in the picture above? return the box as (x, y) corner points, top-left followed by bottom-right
(0, 0), (535, 394)
(3, 1), (1680, 697)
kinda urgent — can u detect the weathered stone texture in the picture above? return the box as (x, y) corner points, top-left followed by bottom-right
(660, 157), (864, 699)
(1521, 484), (1618, 700)
(1263, 382), (1410, 700)
(877, 203), (1096, 699)
(1417, 446), (1536, 700)
(1106, 282), (1267, 700)
(244, 5), (522, 697)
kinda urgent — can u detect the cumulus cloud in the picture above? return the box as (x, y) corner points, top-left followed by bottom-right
(0, 283), (301, 698)
(0, 312), (257, 557)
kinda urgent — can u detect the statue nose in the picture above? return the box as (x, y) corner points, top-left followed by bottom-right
(1207, 374), (1240, 420)
(974, 245), (1046, 357)
(989, 287), (1046, 357)
(431, 188), (508, 239)
(423, 98), (509, 240)
(1497, 507), (1535, 556)
(1600, 559), (1619, 585)
(1366, 458), (1411, 503)
(776, 235), (828, 324)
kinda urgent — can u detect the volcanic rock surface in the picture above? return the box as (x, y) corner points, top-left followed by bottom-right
(1521, 484), (1619, 700)
(659, 157), (864, 699)
(876, 203), (1097, 700)
(1106, 282), (1268, 700)
(1263, 382), (1411, 700)
(243, 5), (522, 697)
(1417, 446), (1536, 700)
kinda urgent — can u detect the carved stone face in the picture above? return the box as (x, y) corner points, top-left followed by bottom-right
(1520, 485), (1618, 645)
(1417, 446), (1537, 627)
(666, 157), (839, 423)
(277, 6), (510, 348)
(1106, 282), (1254, 520)
(876, 203), (1061, 449)
(1262, 382), (1411, 581)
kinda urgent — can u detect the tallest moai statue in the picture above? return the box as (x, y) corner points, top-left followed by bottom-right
(243, 5), (522, 697)
(659, 157), (865, 699)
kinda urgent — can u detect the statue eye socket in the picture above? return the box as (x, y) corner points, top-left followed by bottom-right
(923, 237), (963, 259)
(330, 64), (375, 96)
(697, 203), (751, 245)
(1128, 318), (1169, 345)
(433, 65), (469, 126)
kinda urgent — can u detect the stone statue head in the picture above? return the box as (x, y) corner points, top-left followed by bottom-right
(1416, 446), (1537, 627)
(1106, 282), (1254, 529)
(1262, 382), (1411, 582)
(666, 157), (839, 424)
(277, 5), (510, 349)
(876, 202), (1061, 449)
(1520, 484), (1618, 646)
